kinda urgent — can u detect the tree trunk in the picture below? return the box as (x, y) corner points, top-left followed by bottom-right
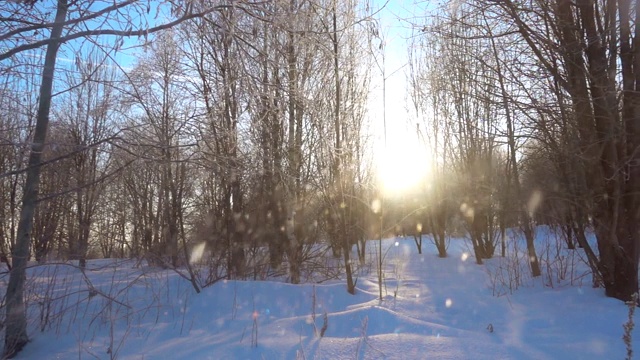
(330, 1), (355, 295)
(564, 222), (575, 250)
(500, 214), (506, 258)
(413, 233), (422, 255)
(596, 221), (639, 300)
(343, 233), (355, 295)
(522, 221), (541, 277)
(357, 237), (367, 264)
(470, 231), (483, 265)
(4, 1), (68, 356)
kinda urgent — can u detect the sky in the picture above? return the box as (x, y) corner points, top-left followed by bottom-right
(369, 0), (433, 194)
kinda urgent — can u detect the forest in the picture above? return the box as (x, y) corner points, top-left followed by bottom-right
(1, 0), (639, 358)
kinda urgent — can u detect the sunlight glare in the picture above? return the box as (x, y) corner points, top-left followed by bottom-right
(376, 136), (431, 196)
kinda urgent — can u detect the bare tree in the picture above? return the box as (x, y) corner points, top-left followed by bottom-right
(322, 0), (371, 294)
(52, 51), (120, 267)
(0, 60), (40, 267)
(181, 3), (249, 278)
(0, 0), (247, 355)
(484, 15), (541, 276)
(31, 123), (73, 263)
(481, 0), (640, 301)
(122, 31), (195, 267)
(410, 3), (543, 274)
(3, 1), (69, 354)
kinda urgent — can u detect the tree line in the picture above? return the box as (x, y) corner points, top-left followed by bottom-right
(408, 0), (640, 303)
(0, 0), (380, 355)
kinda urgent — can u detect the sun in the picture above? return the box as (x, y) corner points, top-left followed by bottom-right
(375, 135), (431, 196)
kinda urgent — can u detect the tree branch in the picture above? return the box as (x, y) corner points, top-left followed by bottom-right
(0, 3), (238, 61)
(0, 0), (137, 42)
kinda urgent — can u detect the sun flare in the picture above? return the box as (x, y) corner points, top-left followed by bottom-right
(376, 137), (431, 196)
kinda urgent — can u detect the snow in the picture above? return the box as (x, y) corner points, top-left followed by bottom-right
(5, 228), (638, 359)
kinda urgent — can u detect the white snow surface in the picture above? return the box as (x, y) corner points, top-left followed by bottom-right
(6, 226), (638, 359)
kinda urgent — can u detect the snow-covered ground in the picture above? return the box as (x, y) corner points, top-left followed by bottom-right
(5, 228), (638, 359)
